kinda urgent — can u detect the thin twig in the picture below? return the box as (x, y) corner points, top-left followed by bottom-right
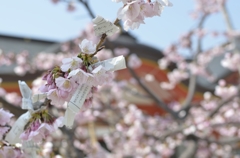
(208, 91), (238, 118)
(179, 15), (207, 116)
(91, 18), (120, 56)
(126, 62), (180, 119)
(78, 0), (95, 19)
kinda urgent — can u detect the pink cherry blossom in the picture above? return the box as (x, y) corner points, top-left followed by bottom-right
(114, 48), (130, 56)
(20, 117), (63, 143)
(158, 0), (173, 7)
(79, 39), (96, 54)
(0, 146), (23, 158)
(141, 2), (156, 17)
(128, 54), (142, 69)
(214, 80), (238, 99)
(221, 53), (240, 71)
(118, 1), (141, 22)
(55, 77), (74, 92)
(47, 89), (66, 106)
(116, 0), (172, 30)
(152, 0), (164, 16)
(60, 56), (83, 72)
(57, 89), (72, 101)
(68, 69), (89, 85)
(160, 68), (189, 89)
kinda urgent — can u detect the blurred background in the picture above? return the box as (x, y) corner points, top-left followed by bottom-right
(1, 0), (240, 157)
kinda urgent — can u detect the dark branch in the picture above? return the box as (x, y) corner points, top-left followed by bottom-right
(78, 0), (95, 19)
(126, 62), (180, 120)
(0, 97), (25, 118)
(208, 92), (238, 118)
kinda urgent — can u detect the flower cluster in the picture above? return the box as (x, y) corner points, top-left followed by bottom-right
(191, 0), (226, 18)
(214, 80), (238, 99)
(39, 39), (114, 108)
(0, 146), (24, 158)
(114, 0), (172, 30)
(20, 109), (63, 143)
(221, 53), (240, 71)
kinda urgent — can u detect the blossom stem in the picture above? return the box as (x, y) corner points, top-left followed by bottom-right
(91, 18), (120, 57)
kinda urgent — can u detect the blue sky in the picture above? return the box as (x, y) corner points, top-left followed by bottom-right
(0, 0), (239, 50)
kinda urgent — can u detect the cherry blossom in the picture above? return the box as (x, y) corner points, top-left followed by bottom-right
(116, 0), (172, 30)
(214, 80), (238, 99)
(67, 69), (89, 84)
(114, 48), (130, 56)
(47, 89), (66, 106)
(0, 146), (24, 158)
(55, 77), (75, 92)
(221, 53), (240, 71)
(60, 56), (83, 72)
(128, 54), (142, 69)
(79, 39), (96, 55)
(20, 115), (64, 143)
(160, 69), (189, 89)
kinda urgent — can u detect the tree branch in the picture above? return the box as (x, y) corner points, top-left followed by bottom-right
(126, 62), (180, 119)
(78, 0), (95, 19)
(178, 14), (208, 117)
(208, 91), (238, 118)
(0, 97), (25, 118)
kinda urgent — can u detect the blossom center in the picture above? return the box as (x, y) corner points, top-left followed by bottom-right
(71, 60), (78, 67)
(63, 81), (71, 89)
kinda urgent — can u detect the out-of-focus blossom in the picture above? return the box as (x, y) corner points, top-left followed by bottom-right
(114, 48), (130, 56)
(128, 54), (142, 69)
(95, 49), (113, 60)
(214, 80), (238, 99)
(161, 69), (189, 89)
(5, 92), (22, 106)
(158, 58), (169, 69)
(221, 53), (240, 71)
(67, 2), (76, 12)
(0, 108), (14, 126)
